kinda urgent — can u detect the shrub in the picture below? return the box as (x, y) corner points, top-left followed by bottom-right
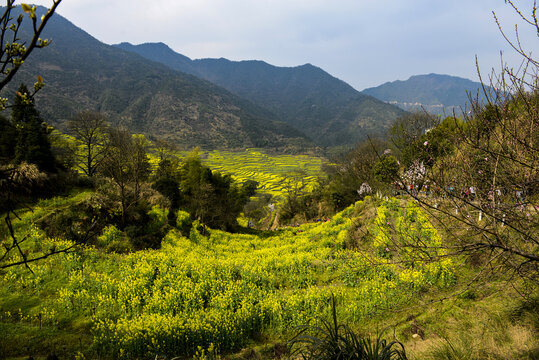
(189, 220), (207, 244)
(97, 225), (132, 253)
(176, 210), (192, 235)
(147, 206), (169, 234)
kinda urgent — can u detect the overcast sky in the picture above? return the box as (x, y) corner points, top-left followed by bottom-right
(20, 0), (537, 90)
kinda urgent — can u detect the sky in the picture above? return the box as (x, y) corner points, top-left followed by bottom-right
(19, 0), (538, 90)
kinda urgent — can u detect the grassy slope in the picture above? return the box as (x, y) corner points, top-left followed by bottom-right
(1, 192), (536, 359)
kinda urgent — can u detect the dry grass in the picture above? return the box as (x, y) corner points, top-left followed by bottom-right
(401, 286), (538, 360)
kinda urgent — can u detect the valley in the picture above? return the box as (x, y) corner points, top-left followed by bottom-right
(0, 2), (537, 360)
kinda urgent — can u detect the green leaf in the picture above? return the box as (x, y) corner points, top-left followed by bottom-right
(21, 3), (32, 13)
(21, 4), (36, 19)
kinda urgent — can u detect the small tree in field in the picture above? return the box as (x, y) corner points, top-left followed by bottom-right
(101, 128), (151, 226)
(68, 110), (110, 177)
(374, 154), (399, 185)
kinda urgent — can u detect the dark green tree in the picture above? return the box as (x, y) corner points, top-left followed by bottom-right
(373, 155), (400, 184)
(12, 84), (55, 172)
(178, 154), (255, 230)
(0, 114), (16, 162)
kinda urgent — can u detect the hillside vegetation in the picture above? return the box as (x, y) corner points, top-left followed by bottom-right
(115, 42), (406, 147)
(1, 190), (536, 359)
(5, 7), (311, 151)
(362, 74), (485, 115)
(1, 196), (452, 358)
(0, 2), (537, 360)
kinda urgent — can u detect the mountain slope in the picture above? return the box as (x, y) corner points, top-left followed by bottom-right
(6, 8), (311, 150)
(362, 73), (484, 115)
(115, 42), (406, 147)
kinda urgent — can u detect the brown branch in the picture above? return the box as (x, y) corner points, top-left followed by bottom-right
(0, 244), (77, 270)
(0, 0), (63, 92)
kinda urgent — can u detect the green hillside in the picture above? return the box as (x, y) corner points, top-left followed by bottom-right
(115, 42), (406, 147)
(362, 74), (485, 115)
(5, 8), (311, 151)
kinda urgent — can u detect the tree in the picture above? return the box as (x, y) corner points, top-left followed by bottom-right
(68, 110), (110, 177)
(177, 153), (255, 230)
(318, 138), (387, 212)
(280, 170), (309, 221)
(0, 113), (16, 162)
(394, 1), (538, 292)
(373, 154), (399, 185)
(389, 112), (439, 167)
(101, 128), (151, 226)
(0, 1), (66, 271)
(12, 84), (56, 172)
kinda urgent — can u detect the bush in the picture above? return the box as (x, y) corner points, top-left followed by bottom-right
(97, 225), (124, 246)
(147, 206), (169, 234)
(189, 220), (207, 244)
(97, 225), (132, 253)
(176, 210), (192, 235)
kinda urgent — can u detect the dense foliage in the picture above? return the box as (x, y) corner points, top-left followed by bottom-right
(174, 154), (257, 230)
(10, 84), (56, 172)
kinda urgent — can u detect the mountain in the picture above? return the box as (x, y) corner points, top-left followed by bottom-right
(362, 74), (484, 116)
(115, 42), (406, 147)
(5, 7), (311, 150)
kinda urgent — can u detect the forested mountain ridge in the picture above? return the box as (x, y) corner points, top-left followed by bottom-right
(115, 42), (406, 146)
(4, 7), (311, 150)
(362, 73), (485, 115)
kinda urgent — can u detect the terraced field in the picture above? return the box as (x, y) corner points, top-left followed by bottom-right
(129, 141), (326, 201)
(201, 149), (324, 199)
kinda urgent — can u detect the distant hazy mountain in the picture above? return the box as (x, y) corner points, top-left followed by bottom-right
(115, 42), (406, 147)
(6, 7), (311, 150)
(362, 74), (484, 116)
